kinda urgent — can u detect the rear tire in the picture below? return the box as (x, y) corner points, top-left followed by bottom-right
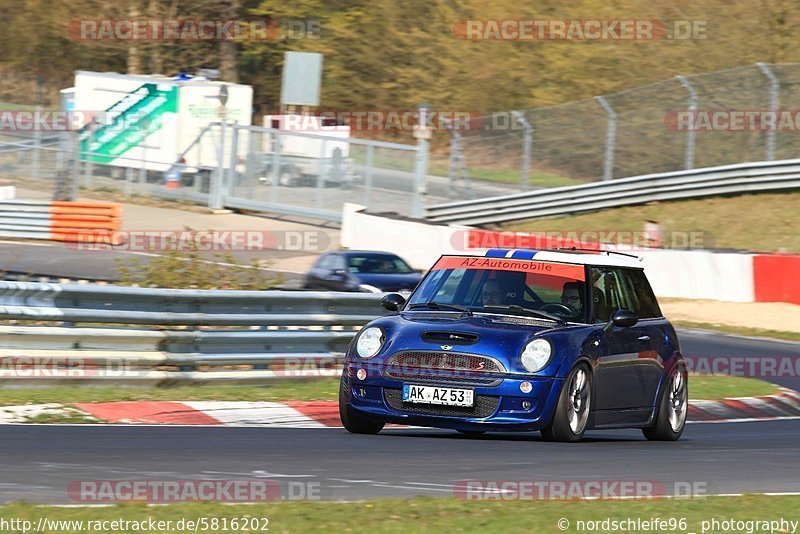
(541, 364), (592, 443)
(643, 367), (687, 441)
(339, 374), (384, 435)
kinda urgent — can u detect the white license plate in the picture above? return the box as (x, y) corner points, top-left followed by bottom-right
(402, 384), (474, 407)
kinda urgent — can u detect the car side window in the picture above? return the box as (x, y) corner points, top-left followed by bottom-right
(316, 255), (333, 269)
(412, 268), (468, 304)
(618, 269), (662, 319)
(590, 267), (630, 323)
(331, 255), (347, 271)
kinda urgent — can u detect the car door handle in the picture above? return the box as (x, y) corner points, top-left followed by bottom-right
(638, 335), (651, 341)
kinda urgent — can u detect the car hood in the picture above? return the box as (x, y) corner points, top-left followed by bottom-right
(355, 312), (597, 376)
(353, 272), (422, 291)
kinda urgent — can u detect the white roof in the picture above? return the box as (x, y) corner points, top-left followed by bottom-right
(531, 250), (642, 268)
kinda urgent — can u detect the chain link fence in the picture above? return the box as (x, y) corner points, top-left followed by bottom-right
(0, 121), (432, 222)
(4, 62), (800, 216)
(447, 62), (800, 199)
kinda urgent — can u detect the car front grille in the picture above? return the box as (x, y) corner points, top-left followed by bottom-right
(384, 388), (500, 418)
(386, 352), (502, 372)
(383, 351), (504, 387)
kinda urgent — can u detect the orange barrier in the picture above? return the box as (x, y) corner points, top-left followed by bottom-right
(48, 201), (122, 243)
(0, 200), (123, 244)
(50, 200), (122, 217)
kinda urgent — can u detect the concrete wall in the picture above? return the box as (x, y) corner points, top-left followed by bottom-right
(341, 205), (798, 304)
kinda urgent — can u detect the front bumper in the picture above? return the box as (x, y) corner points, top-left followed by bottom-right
(342, 361), (564, 431)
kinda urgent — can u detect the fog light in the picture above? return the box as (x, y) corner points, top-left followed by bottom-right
(522, 401), (531, 410)
(359, 388), (367, 397)
(356, 368), (367, 380)
(520, 381), (532, 393)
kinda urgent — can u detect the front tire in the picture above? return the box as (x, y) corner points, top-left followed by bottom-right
(643, 366), (687, 441)
(541, 364), (592, 443)
(339, 374), (384, 435)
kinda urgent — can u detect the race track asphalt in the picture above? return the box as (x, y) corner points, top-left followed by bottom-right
(0, 419), (798, 503)
(0, 327), (797, 504)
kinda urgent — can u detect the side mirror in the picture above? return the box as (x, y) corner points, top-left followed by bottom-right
(382, 293), (406, 312)
(610, 309), (638, 329)
(603, 310), (638, 333)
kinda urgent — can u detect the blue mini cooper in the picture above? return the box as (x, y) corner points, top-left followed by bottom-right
(339, 248), (687, 442)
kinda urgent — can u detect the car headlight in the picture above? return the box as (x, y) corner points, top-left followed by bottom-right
(356, 327), (384, 359)
(521, 338), (552, 372)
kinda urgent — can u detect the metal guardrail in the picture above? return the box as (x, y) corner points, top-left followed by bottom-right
(0, 282), (388, 385)
(425, 158), (800, 225)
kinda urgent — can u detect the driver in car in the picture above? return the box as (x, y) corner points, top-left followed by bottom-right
(560, 281), (585, 319)
(480, 278), (508, 306)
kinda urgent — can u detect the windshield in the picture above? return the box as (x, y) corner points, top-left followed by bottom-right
(347, 254), (414, 274)
(408, 256), (589, 323)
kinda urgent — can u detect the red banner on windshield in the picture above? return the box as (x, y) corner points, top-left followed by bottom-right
(432, 256), (585, 281)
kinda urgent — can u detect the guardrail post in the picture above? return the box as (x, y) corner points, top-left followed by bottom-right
(512, 111), (532, 190)
(676, 76), (697, 170)
(209, 121), (226, 209)
(595, 96), (616, 181)
(411, 105), (431, 218)
(757, 62), (779, 161)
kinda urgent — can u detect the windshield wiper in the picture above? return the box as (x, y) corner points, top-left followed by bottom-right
(408, 301), (473, 317)
(482, 304), (565, 324)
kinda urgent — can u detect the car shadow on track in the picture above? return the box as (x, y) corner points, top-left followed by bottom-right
(371, 429), (656, 443)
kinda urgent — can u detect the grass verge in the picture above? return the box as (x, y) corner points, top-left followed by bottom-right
(0, 495), (797, 533)
(504, 191), (800, 253)
(0, 380), (339, 407)
(688, 374), (780, 400)
(427, 163), (585, 188)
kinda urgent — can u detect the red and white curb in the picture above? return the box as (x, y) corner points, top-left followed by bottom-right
(2, 390), (799, 426)
(688, 388), (800, 423)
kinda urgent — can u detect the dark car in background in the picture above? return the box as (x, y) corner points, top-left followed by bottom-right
(303, 251), (422, 295)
